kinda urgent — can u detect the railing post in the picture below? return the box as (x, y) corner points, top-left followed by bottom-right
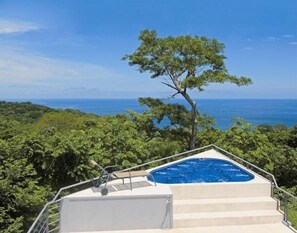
(46, 206), (49, 233)
(270, 177), (274, 198)
(283, 193), (288, 223)
(58, 201), (61, 232)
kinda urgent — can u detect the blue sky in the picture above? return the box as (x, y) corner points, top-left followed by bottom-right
(0, 0), (296, 99)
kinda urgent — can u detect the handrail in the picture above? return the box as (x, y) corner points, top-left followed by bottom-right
(210, 144), (296, 231)
(27, 199), (62, 233)
(276, 186), (297, 200)
(210, 145), (278, 186)
(121, 144), (213, 172)
(27, 202), (50, 233)
(210, 145), (297, 200)
(52, 176), (99, 201)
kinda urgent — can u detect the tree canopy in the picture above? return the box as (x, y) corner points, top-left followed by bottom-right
(123, 30), (251, 89)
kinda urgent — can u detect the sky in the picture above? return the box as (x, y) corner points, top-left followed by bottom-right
(0, 0), (296, 99)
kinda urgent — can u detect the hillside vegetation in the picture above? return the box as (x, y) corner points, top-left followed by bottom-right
(0, 101), (296, 232)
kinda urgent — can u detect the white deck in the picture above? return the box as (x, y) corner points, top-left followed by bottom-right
(68, 148), (268, 199)
(74, 223), (293, 233)
(60, 149), (294, 233)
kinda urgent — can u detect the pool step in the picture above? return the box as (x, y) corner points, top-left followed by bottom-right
(170, 182), (271, 199)
(173, 210), (283, 228)
(174, 197), (277, 213)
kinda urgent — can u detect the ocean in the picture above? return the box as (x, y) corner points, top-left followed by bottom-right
(12, 99), (297, 130)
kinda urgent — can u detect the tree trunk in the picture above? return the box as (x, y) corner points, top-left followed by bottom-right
(180, 91), (197, 150)
(189, 101), (197, 150)
(170, 77), (197, 150)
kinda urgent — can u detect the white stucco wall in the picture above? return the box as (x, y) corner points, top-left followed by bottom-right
(60, 191), (173, 232)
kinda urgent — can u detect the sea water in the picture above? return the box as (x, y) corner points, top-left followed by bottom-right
(8, 99), (297, 130)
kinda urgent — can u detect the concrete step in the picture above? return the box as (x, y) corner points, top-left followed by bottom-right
(86, 223), (294, 233)
(173, 210), (283, 228)
(174, 197), (277, 213)
(170, 182), (271, 199)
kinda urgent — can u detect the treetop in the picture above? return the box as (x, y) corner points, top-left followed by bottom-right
(123, 29), (252, 93)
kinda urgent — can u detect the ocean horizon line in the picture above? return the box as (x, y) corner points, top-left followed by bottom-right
(2, 98), (297, 101)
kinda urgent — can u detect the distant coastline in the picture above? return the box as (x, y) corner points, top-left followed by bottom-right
(2, 98), (297, 130)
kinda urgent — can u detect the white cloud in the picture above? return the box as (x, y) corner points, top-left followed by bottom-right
(289, 41), (297, 45)
(282, 34), (294, 38)
(0, 46), (165, 98)
(0, 47), (120, 86)
(0, 19), (39, 34)
(265, 36), (279, 42)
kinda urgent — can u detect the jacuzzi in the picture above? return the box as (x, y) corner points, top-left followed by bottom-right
(148, 158), (254, 184)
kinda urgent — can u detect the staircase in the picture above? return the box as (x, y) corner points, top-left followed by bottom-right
(87, 182), (292, 233)
(171, 182), (285, 229)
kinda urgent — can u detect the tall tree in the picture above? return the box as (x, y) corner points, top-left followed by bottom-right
(124, 30), (252, 149)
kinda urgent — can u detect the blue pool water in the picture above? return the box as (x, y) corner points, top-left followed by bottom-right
(149, 158), (254, 184)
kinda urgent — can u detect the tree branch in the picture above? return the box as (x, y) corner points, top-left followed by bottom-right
(176, 69), (187, 79)
(161, 81), (178, 91)
(162, 92), (180, 101)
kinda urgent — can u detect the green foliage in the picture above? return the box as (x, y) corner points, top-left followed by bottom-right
(256, 124), (274, 134)
(218, 118), (273, 170)
(0, 116), (24, 140)
(42, 131), (94, 189)
(288, 126), (297, 148)
(137, 97), (192, 147)
(0, 101), (297, 230)
(196, 128), (224, 147)
(90, 114), (183, 169)
(0, 101), (52, 123)
(136, 97), (215, 147)
(34, 111), (83, 134)
(123, 30), (251, 89)
(267, 125), (297, 149)
(289, 203), (297, 229)
(0, 139), (47, 232)
(270, 146), (297, 187)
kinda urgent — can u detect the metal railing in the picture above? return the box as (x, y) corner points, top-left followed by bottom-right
(121, 144), (213, 172)
(28, 144), (297, 232)
(27, 177), (101, 233)
(211, 145), (297, 232)
(27, 199), (61, 233)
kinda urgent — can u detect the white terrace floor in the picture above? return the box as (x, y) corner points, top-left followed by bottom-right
(62, 149), (294, 233)
(82, 224), (293, 233)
